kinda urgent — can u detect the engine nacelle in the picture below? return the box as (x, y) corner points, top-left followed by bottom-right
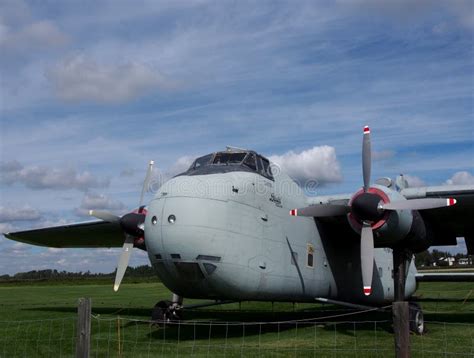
(348, 184), (430, 252)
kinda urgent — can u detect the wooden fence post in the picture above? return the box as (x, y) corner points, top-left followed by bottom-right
(393, 301), (410, 358)
(76, 297), (92, 358)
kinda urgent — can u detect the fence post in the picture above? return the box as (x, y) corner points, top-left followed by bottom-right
(392, 301), (410, 358)
(76, 297), (92, 358)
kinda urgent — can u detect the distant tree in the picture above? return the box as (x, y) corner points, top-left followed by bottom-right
(415, 250), (433, 267)
(2, 265), (156, 282)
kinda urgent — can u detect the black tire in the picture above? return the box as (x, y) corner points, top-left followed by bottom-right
(151, 300), (172, 323)
(170, 308), (183, 321)
(409, 302), (425, 335)
(151, 300), (184, 323)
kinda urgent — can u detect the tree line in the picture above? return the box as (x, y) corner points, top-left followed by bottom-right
(0, 265), (156, 282)
(415, 250), (472, 267)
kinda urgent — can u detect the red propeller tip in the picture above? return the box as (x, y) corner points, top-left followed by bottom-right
(363, 287), (372, 296)
(447, 198), (457, 206)
(289, 209), (298, 216)
(363, 126), (370, 134)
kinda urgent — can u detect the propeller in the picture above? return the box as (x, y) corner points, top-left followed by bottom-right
(379, 198), (456, 211)
(290, 126), (457, 296)
(89, 160), (154, 291)
(139, 160), (155, 208)
(357, 126), (375, 295)
(88, 210), (119, 223)
(114, 235), (134, 292)
(361, 222), (374, 296)
(362, 126), (371, 192)
(289, 205), (349, 217)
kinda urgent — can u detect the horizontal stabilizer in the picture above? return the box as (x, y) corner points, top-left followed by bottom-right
(4, 221), (125, 248)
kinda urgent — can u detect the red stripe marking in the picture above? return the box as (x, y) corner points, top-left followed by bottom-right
(363, 287), (372, 296)
(363, 126), (370, 133)
(448, 198), (456, 206)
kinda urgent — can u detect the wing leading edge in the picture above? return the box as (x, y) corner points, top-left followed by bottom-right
(310, 184), (474, 251)
(401, 185), (474, 249)
(4, 220), (125, 248)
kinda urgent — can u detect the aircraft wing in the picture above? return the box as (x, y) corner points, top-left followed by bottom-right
(400, 185), (474, 248)
(415, 272), (474, 282)
(3, 220), (125, 248)
(312, 184), (474, 251)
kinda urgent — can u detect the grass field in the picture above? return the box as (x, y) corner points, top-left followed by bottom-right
(0, 280), (473, 357)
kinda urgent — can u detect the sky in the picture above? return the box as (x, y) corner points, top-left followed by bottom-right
(0, 0), (473, 275)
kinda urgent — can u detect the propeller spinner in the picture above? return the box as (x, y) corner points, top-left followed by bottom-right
(290, 126), (457, 296)
(90, 160), (154, 292)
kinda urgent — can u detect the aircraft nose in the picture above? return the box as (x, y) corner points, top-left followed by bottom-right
(160, 196), (228, 256)
(144, 195), (230, 296)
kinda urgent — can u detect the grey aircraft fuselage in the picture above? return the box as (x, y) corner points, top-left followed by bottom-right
(144, 155), (417, 305)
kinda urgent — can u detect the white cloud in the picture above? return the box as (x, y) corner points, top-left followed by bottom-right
(2, 241), (32, 256)
(269, 146), (342, 185)
(47, 55), (172, 103)
(447, 0), (474, 30)
(0, 242), (150, 274)
(0, 206), (41, 222)
(340, 0), (474, 30)
(0, 223), (16, 234)
(0, 160), (110, 191)
(444, 171), (474, 185)
(0, 20), (68, 52)
(403, 174), (426, 188)
(74, 192), (126, 217)
(143, 156), (195, 193)
(167, 156), (194, 176)
(32, 218), (69, 229)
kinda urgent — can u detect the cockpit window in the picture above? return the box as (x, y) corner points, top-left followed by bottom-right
(212, 152), (246, 165)
(183, 151), (274, 181)
(190, 154), (212, 170)
(243, 153), (257, 170)
(257, 155), (273, 180)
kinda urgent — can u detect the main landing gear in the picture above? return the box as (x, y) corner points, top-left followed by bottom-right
(409, 302), (425, 335)
(151, 294), (183, 323)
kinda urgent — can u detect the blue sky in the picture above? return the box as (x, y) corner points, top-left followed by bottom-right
(0, 0), (473, 274)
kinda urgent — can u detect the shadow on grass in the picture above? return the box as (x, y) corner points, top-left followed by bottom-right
(145, 319), (395, 341)
(23, 302), (474, 341)
(24, 305), (391, 323)
(423, 312), (474, 324)
(415, 297), (474, 303)
(23, 306), (151, 316)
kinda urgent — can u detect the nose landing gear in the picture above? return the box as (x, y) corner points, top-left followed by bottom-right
(151, 294), (183, 323)
(151, 300), (183, 322)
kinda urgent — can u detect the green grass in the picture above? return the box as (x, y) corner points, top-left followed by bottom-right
(0, 281), (473, 357)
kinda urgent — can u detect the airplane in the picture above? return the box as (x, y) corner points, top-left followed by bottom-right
(4, 126), (474, 334)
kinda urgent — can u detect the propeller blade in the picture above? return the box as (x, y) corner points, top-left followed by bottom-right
(139, 160), (154, 208)
(380, 198), (457, 211)
(289, 204), (350, 217)
(362, 126), (371, 192)
(114, 235), (134, 292)
(361, 222), (374, 296)
(89, 210), (120, 223)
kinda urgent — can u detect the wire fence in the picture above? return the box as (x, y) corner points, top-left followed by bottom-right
(0, 317), (77, 357)
(1, 315), (473, 357)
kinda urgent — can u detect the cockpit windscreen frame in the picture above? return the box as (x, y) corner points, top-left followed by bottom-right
(184, 151), (274, 181)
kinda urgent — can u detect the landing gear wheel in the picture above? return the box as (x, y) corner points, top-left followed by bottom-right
(151, 300), (182, 324)
(151, 300), (171, 323)
(409, 302), (424, 335)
